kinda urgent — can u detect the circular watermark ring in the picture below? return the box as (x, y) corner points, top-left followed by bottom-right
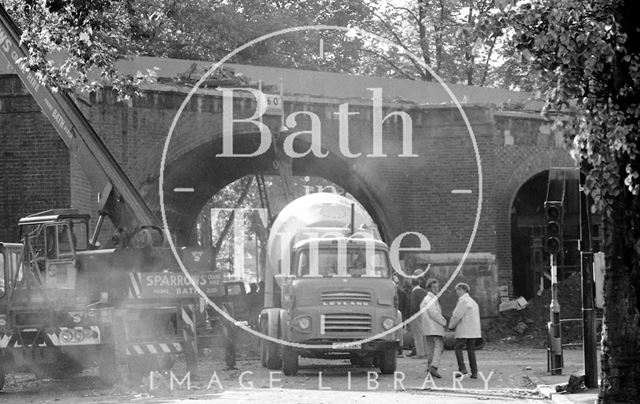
(159, 25), (483, 349)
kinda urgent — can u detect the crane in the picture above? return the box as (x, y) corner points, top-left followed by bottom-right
(0, 5), (160, 248)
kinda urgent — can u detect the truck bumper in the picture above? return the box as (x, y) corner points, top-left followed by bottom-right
(0, 345), (101, 371)
(291, 339), (400, 355)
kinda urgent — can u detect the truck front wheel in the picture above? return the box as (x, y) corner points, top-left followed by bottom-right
(378, 349), (397, 374)
(260, 340), (267, 367)
(350, 354), (373, 367)
(260, 314), (282, 369)
(262, 340), (282, 370)
(282, 347), (298, 376)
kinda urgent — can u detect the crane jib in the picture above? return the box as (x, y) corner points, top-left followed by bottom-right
(0, 5), (160, 231)
(0, 26), (74, 146)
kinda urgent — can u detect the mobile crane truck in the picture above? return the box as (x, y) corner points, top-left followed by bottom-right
(259, 193), (402, 376)
(0, 212), (227, 388)
(0, 5), (239, 388)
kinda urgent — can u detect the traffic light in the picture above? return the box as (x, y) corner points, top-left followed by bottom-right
(544, 201), (563, 254)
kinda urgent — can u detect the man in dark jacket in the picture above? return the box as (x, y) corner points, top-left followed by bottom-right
(395, 275), (410, 355)
(408, 272), (427, 358)
(247, 283), (261, 329)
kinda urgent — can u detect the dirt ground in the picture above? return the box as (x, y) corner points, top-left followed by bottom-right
(0, 339), (590, 403)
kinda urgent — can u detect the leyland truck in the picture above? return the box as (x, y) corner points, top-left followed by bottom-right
(259, 193), (402, 375)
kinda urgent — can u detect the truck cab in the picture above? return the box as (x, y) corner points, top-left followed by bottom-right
(18, 210), (90, 292)
(259, 194), (401, 376)
(282, 237), (400, 370)
(0, 210), (115, 388)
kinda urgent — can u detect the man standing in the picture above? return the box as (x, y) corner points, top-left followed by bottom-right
(247, 283), (260, 329)
(421, 278), (447, 378)
(448, 282), (482, 378)
(408, 272), (427, 358)
(394, 275), (409, 356)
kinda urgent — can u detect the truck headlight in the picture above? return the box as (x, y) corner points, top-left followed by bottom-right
(74, 329), (85, 342)
(60, 329), (73, 343)
(382, 318), (395, 330)
(293, 316), (311, 331)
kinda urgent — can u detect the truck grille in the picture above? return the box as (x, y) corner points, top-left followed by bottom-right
(321, 313), (372, 334)
(321, 291), (371, 305)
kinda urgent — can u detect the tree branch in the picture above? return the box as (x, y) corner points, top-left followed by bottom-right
(480, 36), (496, 86)
(359, 48), (419, 81)
(366, 5), (428, 78)
(385, 4), (421, 27)
(418, 0), (432, 74)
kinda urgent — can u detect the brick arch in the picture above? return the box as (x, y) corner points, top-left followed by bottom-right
(132, 101), (265, 189)
(496, 148), (574, 295)
(138, 128), (393, 245)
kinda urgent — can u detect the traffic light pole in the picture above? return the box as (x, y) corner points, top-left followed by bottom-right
(579, 180), (598, 388)
(549, 253), (563, 375)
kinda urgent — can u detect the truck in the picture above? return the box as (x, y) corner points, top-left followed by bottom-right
(0, 5), (238, 388)
(0, 213), (118, 388)
(0, 209), (235, 388)
(259, 193), (402, 376)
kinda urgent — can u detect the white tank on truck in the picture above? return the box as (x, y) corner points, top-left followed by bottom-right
(259, 193), (401, 375)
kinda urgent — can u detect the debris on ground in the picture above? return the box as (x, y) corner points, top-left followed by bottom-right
(499, 297), (528, 312)
(555, 374), (587, 394)
(484, 272), (602, 348)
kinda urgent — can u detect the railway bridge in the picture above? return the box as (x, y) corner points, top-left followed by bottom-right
(0, 56), (575, 315)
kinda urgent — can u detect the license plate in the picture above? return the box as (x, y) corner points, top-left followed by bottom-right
(332, 342), (361, 350)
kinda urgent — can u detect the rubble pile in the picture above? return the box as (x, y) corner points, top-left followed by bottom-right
(484, 272), (600, 347)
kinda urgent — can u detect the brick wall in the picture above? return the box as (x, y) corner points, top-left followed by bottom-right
(0, 75), (71, 242)
(0, 74), (575, 315)
(491, 114), (574, 296)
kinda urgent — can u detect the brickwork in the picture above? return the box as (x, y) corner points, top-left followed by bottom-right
(0, 75), (71, 242)
(491, 115), (574, 295)
(0, 74), (574, 315)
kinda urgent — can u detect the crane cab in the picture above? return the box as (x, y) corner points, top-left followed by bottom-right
(18, 209), (90, 290)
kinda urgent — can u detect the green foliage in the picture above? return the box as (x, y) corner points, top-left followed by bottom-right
(502, 0), (640, 400)
(2, 0), (549, 94)
(130, 0), (372, 71)
(2, 0), (374, 97)
(503, 0), (640, 214)
(2, 0), (152, 96)
(364, 0), (520, 87)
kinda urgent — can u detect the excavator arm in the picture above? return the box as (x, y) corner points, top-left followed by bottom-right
(0, 5), (160, 247)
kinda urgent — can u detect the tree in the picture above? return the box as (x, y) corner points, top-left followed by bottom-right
(2, 0), (375, 97)
(131, 0), (374, 72)
(503, 0), (640, 401)
(2, 0), (147, 95)
(198, 175), (345, 278)
(362, 0), (512, 86)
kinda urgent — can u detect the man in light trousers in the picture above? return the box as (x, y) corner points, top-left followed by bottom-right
(448, 282), (482, 378)
(420, 278), (447, 378)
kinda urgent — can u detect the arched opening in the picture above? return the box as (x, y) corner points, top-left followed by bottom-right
(192, 175), (371, 283)
(151, 133), (390, 257)
(510, 171), (549, 299)
(510, 170), (602, 300)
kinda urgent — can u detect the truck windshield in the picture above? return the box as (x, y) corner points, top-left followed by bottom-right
(42, 220), (88, 259)
(296, 247), (390, 278)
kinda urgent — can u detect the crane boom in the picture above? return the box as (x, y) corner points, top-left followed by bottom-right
(0, 5), (160, 242)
